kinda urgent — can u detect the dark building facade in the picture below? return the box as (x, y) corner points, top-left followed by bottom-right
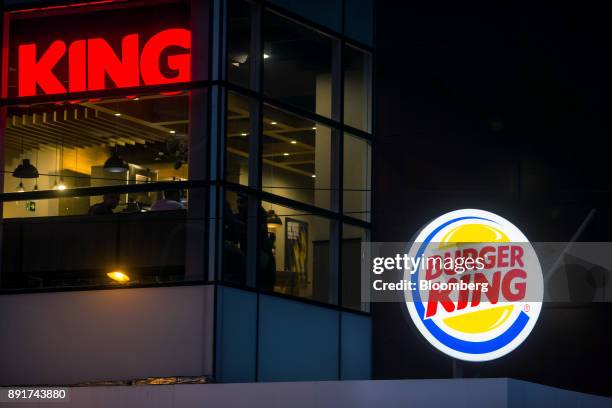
(0, 0), (373, 385)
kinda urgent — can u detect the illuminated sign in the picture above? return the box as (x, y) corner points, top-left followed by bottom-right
(404, 209), (543, 362)
(17, 28), (191, 96)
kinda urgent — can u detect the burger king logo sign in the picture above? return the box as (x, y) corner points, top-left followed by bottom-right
(404, 209), (543, 362)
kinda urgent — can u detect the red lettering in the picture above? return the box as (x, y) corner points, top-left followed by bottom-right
(88, 34), (140, 90)
(425, 278), (456, 318)
(502, 268), (526, 301)
(510, 245), (524, 268)
(17, 28), (192, 97)
(18, 40), (67, 96)
(471, 271), (501, 307)
(69, 40), (86, 93)
(141, 28), (191, 85)
(479, 246), (496, 268)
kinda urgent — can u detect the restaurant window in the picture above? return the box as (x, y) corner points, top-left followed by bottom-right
(263, 10), (334, 118)
(344, 45), (372, 133)
(3, 92), (191, 216)
(343, 133), (371, 221)
(227, 0), (252, 88)
(342, 223), (368, 311)
(260, 200), (334, 304)
(226, 92), (254, 186)
(262, 104), (334, 210)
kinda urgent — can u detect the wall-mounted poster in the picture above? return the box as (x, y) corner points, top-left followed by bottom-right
(285, 218), (308, 283)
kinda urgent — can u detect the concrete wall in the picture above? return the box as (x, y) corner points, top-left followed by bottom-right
(3, 378), (610, 408)
(0, 285), (214, 386)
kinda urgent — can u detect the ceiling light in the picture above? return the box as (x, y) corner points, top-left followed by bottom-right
(107, 270), (130, 283)
(266, 209), (282, 230)
(103, 149), (129, 173)
(312, 126), (317, 130)
(232, 62), (240, 67)
(114, 113), (121, 117)
(241, 132), (248, 136)
(13, 159), (39, 179)
(311, 174), (316, 178)
(169, 130), (176, 134)
(271, 121), (277, 125)
(291, 140), (297, 144)
(263, 53), (270, 59)
(16, 182), (25, 193)
(283, 153), (289, 156)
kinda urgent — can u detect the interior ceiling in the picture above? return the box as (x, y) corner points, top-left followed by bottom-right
(6, 93), (317, 178)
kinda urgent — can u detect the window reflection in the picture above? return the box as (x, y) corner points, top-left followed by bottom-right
(342, 224), (368, 311)
(344, 45), (372, 132)
(343, 133), (371, 221)
(263, 11), (333, 118)
(228, 0), (252, 88)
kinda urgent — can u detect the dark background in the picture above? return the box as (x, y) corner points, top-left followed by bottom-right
(373, 2), (612, 397)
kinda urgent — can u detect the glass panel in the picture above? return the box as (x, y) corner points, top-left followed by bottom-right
(261, 201), (332, 303)
(222, 189), (250, 285)
(344, 45), (372, 132)
(343, 133), (371, 221)
(226, 92), (253, 186)
(0, 186), (206, 290)
(342, 224), (369, 311)
(228, 0), (252, 88)
(262, 105), (333, 210)
(263, 11), (334, 118)
(3, 92), (190, 217)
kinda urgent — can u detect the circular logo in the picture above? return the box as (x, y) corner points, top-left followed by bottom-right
(404, 209), (543, 362)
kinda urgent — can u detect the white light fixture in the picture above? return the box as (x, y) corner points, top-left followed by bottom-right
(241, 132), (248, 136)
(283, 153), (289, 156)
(312, 126), (317, 130)
(232, 62), (240, 67)
(263, 53), (270, 59)
(291, 140), (297, 144)
(169, 130), (176, 134)
(270, 121), (277, 125)
(114, 113), (121, 117)
(311, 174), (316, 178)
(16, 182), (25, 192)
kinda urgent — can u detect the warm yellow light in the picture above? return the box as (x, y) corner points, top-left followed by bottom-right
(114, 113), (122, 117)
(56, 183), (66, 191)
(107, 271), (130, 282)
(291, 140), (297, 144)
(283, 152), (289, 156)
(270, 121), (278, 125)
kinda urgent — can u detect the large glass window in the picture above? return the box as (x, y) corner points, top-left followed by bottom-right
(342, 223), (368, 311)
(226, 92), (254, 186)
(344, 45), (372, 132)
(228, 0), (252, 88)
(263, 11), (334, 118)
(260, 201), (333, 303)
(343, 133), (371, 221)
(262, 104), (334, 210)
(4, 92), (190, 211)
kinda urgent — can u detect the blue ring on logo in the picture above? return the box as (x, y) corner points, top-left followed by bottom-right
(410, 216), (530, 354)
